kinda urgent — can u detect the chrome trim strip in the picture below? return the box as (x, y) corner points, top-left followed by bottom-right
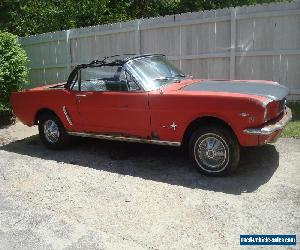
(67, 131), (181, 146)
(243, 107), (292, 135)
(63, 106), (73, 125)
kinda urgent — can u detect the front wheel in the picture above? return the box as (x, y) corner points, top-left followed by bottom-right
(38, 113), (70, 149)
(189, 126), (240, 176)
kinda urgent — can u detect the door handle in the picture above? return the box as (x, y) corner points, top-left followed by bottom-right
(76, 94), (87, 103)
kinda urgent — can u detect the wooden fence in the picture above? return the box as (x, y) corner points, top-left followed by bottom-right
(19, 1), (300, 100)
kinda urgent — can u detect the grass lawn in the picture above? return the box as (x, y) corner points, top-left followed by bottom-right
(282, 102), (300, 138)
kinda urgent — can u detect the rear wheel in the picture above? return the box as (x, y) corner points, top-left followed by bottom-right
(38, 113), (70, 149)
(189, 125), (240, 176)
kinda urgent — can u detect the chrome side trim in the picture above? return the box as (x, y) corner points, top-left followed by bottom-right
(243, 107), (292, 135)
(62, 106), (73, 125)
(67, 131), (181, 146)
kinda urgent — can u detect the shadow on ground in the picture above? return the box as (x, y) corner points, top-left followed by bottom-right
(0, 135), (279, 195)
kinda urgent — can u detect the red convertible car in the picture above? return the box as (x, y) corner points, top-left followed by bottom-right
(10, 54), (292, 176)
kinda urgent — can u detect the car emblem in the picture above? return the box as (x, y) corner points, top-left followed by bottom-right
(163, 122), (177, 131)
(170, 122), (177, 131)
(240, 112), (249, 117)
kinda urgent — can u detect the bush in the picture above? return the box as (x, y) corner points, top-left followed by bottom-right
(0, 32), (28, 113)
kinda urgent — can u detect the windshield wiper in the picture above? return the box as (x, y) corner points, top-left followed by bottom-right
(153, 76), (172, 81)
(154, 75), (185, 92)
(173, 73), (186, 78)
(154, 75), (185, 81)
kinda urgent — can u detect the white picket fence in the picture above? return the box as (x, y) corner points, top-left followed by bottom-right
(19, 1), (300, 100)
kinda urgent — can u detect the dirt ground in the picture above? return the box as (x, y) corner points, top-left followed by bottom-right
(0, 122), (299, 250)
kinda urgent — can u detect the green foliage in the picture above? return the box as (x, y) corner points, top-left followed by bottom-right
(0, 32), (28, 111)
(0, 0), (288, 37)
(282, 102), (300, 138)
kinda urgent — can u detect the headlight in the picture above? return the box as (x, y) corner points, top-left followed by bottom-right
(264, 99), (285, 122)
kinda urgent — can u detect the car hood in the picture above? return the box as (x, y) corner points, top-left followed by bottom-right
(180, 80), (289, 101)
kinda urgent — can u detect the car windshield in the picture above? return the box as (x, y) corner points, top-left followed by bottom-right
(126, 56), (185, 91)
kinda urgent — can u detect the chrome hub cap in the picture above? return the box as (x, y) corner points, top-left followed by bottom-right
(43, 120), (59, 143)
(196, 135), (227, 169)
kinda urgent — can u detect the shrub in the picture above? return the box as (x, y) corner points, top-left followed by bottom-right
(0, 32), (28, 112)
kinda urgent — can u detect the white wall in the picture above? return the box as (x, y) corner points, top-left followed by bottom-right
(19, 1), (300, 100)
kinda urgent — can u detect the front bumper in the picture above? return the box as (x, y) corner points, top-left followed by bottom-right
(243, 107), (292, 135)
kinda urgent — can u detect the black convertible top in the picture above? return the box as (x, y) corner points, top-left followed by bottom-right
(80, 53), (165, 67)
(65, 54), (165, 89)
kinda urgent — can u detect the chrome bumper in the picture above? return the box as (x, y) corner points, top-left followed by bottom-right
(243, 107), (292, 135)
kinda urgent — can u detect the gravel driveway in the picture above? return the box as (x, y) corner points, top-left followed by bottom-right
(0, 123), (299, 250)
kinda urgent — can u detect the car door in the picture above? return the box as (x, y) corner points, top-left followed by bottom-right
(73, 65), (151, 139)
